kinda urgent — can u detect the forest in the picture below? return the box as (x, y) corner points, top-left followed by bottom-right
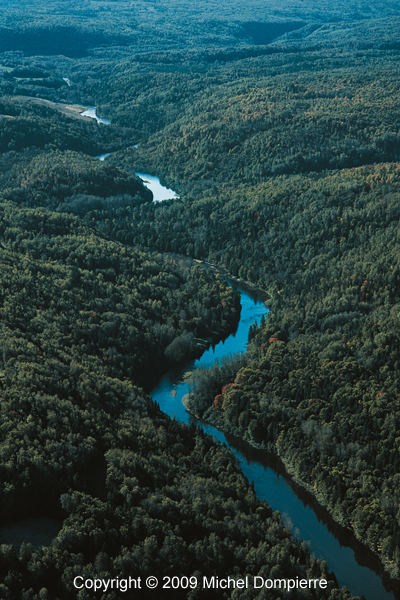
(0, 201), (352, 599)
(86, 23), (400, 586)
(2, 0), (400, 598)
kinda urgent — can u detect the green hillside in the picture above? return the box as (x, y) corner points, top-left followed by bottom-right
(86, 40), (400, 579)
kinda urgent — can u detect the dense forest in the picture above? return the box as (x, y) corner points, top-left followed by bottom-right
(2, 0), (400, 598)
(0, 148), (153, 212)
(0, 98), (132, 154)
(184, 163), (400, 577)
(96, 43), (400, 187)
(83, 28), (400, 585)
(2, 0), (400, 59)
(0, 199), (352, 598)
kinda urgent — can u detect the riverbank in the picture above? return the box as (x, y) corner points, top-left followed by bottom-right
(14, 96), (91, 121)
(182, 391), (330, 505)
(181, 394), (400, 597)
(172, 286), (400, 600)
(182, 393), (190, 409)
(185, 381), (400, 593)
(163, 252), (270, 304)
(200, 259), (270, 302)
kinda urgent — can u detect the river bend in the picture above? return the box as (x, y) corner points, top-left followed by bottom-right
(90, 126), (399, 598)
(150, 285), (399, 600)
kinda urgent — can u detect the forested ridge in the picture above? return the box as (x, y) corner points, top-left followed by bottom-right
(0, 148), (153, 211)
(2, 0), (400, 59)
(184, 163), (400, 576)
(98, 47), (400, 187)
(0, 99), (106, 154)
(1, 1), (400, 598)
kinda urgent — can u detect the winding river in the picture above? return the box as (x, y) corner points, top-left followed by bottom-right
(87, 112), (399, 597)
(93, 120), (179, 202)
(0, 102), (396, 595)
(150, 284), (400, 600)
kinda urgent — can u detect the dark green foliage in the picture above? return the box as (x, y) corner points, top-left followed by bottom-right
(0, 201), (349, 599)
(179, 163), (400, 577)
(51, 36), (400, 581)
(0, 26), (125, 58)
(0, 203), (239, 390)
(188, 354), (249, 415)
(0, 149), (152, 208)
(98, 49), (400, 186)
(238, 22), (306, 45)
(0, 98), (124, 155)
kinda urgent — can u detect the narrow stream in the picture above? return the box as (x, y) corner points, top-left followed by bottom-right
(150, 285), (400, 600)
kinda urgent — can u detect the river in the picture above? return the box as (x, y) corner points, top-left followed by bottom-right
(94, 126), (179, 201)
(80, 105), (110, 125)
(150, 284), (400, 600)
(134, 172), (179, 202)
(89, 108), (178, 202)
(90, 125), (399, 596)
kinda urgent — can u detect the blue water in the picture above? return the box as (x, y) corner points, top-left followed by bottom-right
(80, 106), (110, 125)
(94, 145), (179, 202)
(150, 286), (399, 600)
(135, 172), (179, 202)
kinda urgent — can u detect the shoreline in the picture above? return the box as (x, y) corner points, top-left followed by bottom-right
(185, 404), (398, 583)
(163, 252), (270, 305)
(173, 287), (399, 596)
(182, 394), (190, 410)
